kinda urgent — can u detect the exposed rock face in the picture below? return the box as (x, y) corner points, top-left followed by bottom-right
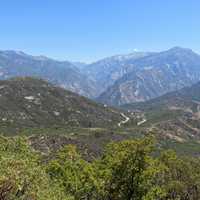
(0, 50), (97, 98)
(82, 52), (153, 96)
(2, 47), (200, 106)
(97, 47), (200, 106)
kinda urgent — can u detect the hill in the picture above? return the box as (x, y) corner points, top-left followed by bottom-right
(122, 82), (200, 142)
(0, 77), (126, 134)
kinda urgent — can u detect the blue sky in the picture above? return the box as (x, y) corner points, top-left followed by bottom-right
(0, 0), (200, 62)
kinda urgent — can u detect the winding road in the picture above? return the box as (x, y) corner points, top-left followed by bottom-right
(137, 119), (147, 126)
(118, 113), (130, 127)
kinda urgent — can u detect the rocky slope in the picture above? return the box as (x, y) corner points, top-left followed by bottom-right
(22, 82), (200, 157)
(122, 82), (200, 142)
(0, 50), (97, 98)
(2, 47), (200, 106)
(82, 52), (153, 96)
(97, 47), (200, 105)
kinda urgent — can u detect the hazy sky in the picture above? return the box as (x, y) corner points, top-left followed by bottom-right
(1, 0), (200, 62)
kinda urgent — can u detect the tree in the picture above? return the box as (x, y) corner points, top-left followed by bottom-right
(159, 150), (200, 200)
(46, 145), (99, 200)
(0, 136), (68, 200)
(95, 137), (165, 200)
(1, 135), (200, 200)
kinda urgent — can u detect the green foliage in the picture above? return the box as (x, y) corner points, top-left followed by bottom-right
(159, 150), (200, 200)
(0, 135), (200, 200)
(0, 136), (68, 200)
(94, 137), (165, 200)
(47, 145), (98, 200)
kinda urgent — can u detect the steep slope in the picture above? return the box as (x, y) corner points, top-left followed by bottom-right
(0, 50), (97, 98)
(82, 52), (153, 96)
(122, 82), (200, 141)
(98, 47), (200, 105)
(0, 77), (125, 133)
(25, 82), (200, 157)
(72, 61), (88, 70)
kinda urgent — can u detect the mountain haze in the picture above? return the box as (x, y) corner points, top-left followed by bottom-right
(1, 47), (200, 107)
(0, 50), (97, 98)
(97, 47), (200, 105)
(82, 52), (154, 96)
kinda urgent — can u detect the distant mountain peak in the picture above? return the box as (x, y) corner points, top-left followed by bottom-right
(98, 51), (153, 62)
(6, 50), (25, 54)
(0, 50), (53, 61)
(97, 47), (200, 106)
(0, 49), (97, 98)
(0, 50), (27, 56)
(167, 46), (194, 53)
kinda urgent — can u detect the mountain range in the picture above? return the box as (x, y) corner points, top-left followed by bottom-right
(0, 47), (200, 156)
(0, 50), (97, 98)
(1, 47), (200, 107)
(80, 52), (154, 96)
(96, 47), (200, 105)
